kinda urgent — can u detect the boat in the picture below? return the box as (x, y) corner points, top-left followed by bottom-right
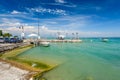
(40, 42), (50, 47)
(101, 38), (109, 42)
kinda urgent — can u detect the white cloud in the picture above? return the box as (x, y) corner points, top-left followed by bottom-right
(0, 22), (20, 27)
(1, 24), (119, 37)
(11, 10), (28, 15)
(55, 0), (66, 3)
(0, 17), (36, 36)
(27, 7), (67, 15)
(43, 15), (92, 30)
(0, 18), (21, 27)
(41, 25), (48, 30)
(1, 25), (37, 36)
(11, 10), (21, 14)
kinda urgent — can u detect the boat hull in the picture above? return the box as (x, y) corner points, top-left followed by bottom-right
(40, 42), (50, 47)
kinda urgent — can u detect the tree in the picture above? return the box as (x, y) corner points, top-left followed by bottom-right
(14, 36), (18, 38)
(3, 33), (12, 37)
(0, 30), (3, 36)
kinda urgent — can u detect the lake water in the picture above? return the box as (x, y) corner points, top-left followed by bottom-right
(18, 38), (120, 80)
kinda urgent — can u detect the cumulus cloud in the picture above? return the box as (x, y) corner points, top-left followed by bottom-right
(11, 10), (28, 15)
(11, 10), (21, 14)
(1, 23), (117, 37)
(41, 25), (48, 30)
(0, 18), (21, 27)
(0, 17), (36, 36)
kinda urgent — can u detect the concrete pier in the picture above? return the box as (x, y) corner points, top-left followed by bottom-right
(25, 39), (82, 43)
(24, 39), (82, 47)
(45, 39), (82, 43)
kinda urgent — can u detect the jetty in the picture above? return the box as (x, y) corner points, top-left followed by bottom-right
(26, 39), (82, 43)
(43, 39), (82, 43)
(0, 39), (82, 52)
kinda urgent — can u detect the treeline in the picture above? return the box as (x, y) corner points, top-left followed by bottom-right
(0, 30), (12, 37)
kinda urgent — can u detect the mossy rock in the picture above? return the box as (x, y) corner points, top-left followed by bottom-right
(0, 54), (3, 57)
(6, 57), (50, 69)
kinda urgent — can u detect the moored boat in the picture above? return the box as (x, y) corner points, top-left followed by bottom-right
(101, 38), (109, 42)
(40, 42), (50, 47)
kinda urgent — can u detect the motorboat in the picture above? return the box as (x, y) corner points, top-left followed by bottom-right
(101, 38), (109, 42)
(40, 41), (50, 47)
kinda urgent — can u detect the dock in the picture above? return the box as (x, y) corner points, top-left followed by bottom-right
(0, 39), (82, 52)
(25, 39), (82, 43)
(41, 39), (82, 43)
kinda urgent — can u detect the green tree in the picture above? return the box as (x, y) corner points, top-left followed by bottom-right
(3, 33), (12, 37)
(14, 36), (18, 38)
(0, 30), (3, 36)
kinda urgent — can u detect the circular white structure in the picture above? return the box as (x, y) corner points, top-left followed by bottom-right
(28, 34), (38, 37)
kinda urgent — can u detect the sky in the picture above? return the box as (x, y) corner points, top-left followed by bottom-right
(0, 0), (120, 37)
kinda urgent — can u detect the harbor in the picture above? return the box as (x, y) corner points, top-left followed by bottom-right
(0, 38), (120, 80)
(15, 38), (120, 80)
(0, 0), (120, 80)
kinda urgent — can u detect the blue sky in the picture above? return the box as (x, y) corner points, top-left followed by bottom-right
(0, 0), (120, 37)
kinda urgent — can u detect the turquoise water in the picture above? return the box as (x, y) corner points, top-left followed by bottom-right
(18, 38), (120, 80)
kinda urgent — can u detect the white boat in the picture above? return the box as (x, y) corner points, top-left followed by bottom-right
(40, 42), (50, 47)
(101, 38), (109, 42)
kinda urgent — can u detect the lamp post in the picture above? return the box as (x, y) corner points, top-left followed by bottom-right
(19, 25), (25, 39)
(38, 13), (40, 39)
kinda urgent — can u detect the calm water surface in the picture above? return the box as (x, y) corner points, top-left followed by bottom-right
(18, 38), (120, 80)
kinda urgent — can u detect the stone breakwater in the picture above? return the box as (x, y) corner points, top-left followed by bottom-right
(0, 43), (29, 53)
